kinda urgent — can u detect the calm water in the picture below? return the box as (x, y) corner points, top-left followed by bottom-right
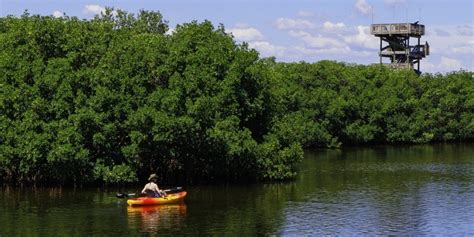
(1, 144), (474, 236)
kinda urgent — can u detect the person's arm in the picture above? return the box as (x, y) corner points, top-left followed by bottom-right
(154, 184), (166, 196)
(151, 183), (160, 193)
(141, 184), (148, 194)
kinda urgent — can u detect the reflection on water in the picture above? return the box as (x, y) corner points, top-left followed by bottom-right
(279, 144), (474, 235)
(127, 204), (187, 233)
(1, 144), (474, 235)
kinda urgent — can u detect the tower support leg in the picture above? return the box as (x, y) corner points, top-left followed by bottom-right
(418, 37), (421, 71)
(379, 37), (382, 64)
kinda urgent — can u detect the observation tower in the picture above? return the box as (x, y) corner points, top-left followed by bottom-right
(371, 22), (429, 73)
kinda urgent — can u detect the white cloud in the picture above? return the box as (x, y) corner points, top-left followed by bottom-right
(289, 30), (346, 48)
(227, 25), (295, 59)
(439, 56), (463, 71)
(355, 0), (372, 16)
(344, 25), (379, 49)
(457, 25), (473, 36)
(323, 21), (346, 31)
(294, 45), (351, 55)
(425, 25), (474, 55)
(248, 41), (286, 57)
(165, 28), (175, 36)
(83, 4), (106, 15)
(275, 17), (314, 30)
(52, 10), (63, 18)
(451, 42), (474, 55)
(422, 59), (437, 73)
(415, 24), (474, 72)
(423, 57), (467, 73)
(227, 27), (264, 42)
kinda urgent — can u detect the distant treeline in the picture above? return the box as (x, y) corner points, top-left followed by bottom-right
(0, 10), (472, 185)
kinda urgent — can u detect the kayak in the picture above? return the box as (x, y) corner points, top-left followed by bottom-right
(127, 203), (187, 215)
(127, 191), (187, 206)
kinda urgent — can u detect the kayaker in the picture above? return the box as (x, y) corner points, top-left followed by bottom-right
(141, 174), (167, 198)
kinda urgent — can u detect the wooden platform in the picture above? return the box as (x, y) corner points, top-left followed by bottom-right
(383, 63), (413, 69)
(371, 23), (425, 36)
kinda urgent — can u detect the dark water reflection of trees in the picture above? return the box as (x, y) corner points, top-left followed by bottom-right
(1, 144), (474, 235)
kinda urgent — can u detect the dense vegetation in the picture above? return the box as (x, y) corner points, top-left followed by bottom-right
(0, 10), (472, 185)
(271, 62), (473, 147)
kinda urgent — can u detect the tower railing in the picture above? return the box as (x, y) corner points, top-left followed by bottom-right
(371, 23), (424, 36)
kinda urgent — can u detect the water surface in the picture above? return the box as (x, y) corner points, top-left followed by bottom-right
(1, 144), (473, 235)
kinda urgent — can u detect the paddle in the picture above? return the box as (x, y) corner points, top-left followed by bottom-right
(116, 187), (183, 199)
(115, 193), (136, 199)
(163, 187), (183, 193)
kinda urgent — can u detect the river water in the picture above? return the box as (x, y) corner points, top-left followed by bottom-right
(1, 144), (474, 236)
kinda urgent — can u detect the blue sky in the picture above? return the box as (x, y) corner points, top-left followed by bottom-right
(1, 0), (473, 73)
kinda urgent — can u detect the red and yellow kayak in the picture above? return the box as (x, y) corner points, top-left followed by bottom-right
(127, 191), (187, 206)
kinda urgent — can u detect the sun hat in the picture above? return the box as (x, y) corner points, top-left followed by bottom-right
(148, 174), (158, 181)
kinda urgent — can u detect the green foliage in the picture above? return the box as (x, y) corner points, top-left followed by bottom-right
(271, 62), (473, 146)
(93, 163), (138, 184)
(1, 10), (472, 186)
(0, 10), (301, 185)
(257, 139), (303, 180)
